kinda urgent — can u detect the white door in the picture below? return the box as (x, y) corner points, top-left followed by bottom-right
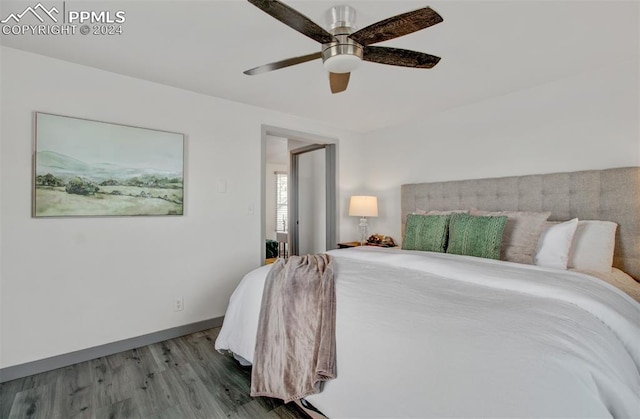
(289, 144), (336, 256)
(297, 148), (326, 255)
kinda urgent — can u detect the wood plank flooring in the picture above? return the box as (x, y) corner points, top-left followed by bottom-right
(0, 328), (309, 419)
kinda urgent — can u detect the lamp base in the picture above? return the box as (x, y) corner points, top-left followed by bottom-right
(359, 217), (368, 246)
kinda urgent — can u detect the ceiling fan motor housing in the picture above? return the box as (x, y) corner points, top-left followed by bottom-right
(326, 5), (357, 33)
(322, 5), (363, 73)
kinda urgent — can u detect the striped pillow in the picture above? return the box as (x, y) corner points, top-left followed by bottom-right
(447, 213), (507, 260)
(402, 214), (450, 253)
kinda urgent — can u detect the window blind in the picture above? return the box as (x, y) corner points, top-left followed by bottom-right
(275, 172), (288, 232)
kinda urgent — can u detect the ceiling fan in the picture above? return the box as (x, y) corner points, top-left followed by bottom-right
(244, 0), (443, 94)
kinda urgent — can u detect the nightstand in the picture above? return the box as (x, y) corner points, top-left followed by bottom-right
(337, 241), (361, 248)
(337, 242), (398, 249)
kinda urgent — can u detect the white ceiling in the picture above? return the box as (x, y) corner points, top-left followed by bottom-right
(1, 0), (638, 133)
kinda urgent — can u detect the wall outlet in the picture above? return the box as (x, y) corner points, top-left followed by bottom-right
(173, 297), (184, 312)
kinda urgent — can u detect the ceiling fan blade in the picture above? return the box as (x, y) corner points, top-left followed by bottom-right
(363, 46), (440, 69)
(244, 52), (322, 75)
(248, 0), (335, 44)
(329, 72), (350, 94)
(349, 7), (443, 46)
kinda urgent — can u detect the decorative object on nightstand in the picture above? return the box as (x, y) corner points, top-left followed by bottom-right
(367, 234), (396, 247)
(349, 196), (378, 246)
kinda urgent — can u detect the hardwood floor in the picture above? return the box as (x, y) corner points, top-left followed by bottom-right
(0, 328), (309, 419)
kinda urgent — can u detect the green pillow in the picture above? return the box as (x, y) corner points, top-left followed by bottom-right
(447, 213), (507, 259)
(402, 214), (450, 253)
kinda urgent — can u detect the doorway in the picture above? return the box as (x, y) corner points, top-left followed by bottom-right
(261, 126), (337, 264)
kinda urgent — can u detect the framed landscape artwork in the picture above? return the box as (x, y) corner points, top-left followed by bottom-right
(33, 113), (185, 217)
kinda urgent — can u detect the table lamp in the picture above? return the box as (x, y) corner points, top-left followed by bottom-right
(349, 196), (378, 246)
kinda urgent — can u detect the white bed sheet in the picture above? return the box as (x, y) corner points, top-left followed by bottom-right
(215, 247), (640, 418)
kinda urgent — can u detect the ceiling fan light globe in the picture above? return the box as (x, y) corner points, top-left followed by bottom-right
(323, 54), (361, 73)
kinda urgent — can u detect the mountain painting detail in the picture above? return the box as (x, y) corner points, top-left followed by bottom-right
(34, 113), (184, 217)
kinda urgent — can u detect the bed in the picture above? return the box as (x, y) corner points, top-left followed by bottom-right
(215, 167), (640, 418)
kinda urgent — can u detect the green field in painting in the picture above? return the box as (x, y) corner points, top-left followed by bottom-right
(98, 185), (182, 202)
(35, 187), (183, 216)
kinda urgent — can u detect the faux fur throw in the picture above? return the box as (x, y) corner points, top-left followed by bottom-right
(251, 254), (336, 403)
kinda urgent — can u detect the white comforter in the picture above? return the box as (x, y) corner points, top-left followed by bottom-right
(215, 247), (640, 418)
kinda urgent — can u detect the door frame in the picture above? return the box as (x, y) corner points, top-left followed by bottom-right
(260, 125), (338, 264)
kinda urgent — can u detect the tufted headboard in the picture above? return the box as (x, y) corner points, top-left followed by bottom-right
(401, 167), (640, 280)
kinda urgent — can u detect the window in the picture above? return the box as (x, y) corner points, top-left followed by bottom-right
(275, 172), (288, 232)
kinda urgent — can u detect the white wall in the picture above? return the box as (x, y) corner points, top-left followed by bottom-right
(0, 47), (364, 368)
(362, 60), (640, 242)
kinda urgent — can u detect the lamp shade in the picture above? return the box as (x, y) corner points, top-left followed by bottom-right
(349, 196), (378, 217)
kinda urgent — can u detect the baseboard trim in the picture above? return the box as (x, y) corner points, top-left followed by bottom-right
(0, 316), (224, 383)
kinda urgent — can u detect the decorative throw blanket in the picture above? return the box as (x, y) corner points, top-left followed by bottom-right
(250, 254), (336, 403)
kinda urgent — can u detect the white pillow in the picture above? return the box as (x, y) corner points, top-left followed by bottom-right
(567, 220), (618, 273)
(534, 218), (578, 269)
